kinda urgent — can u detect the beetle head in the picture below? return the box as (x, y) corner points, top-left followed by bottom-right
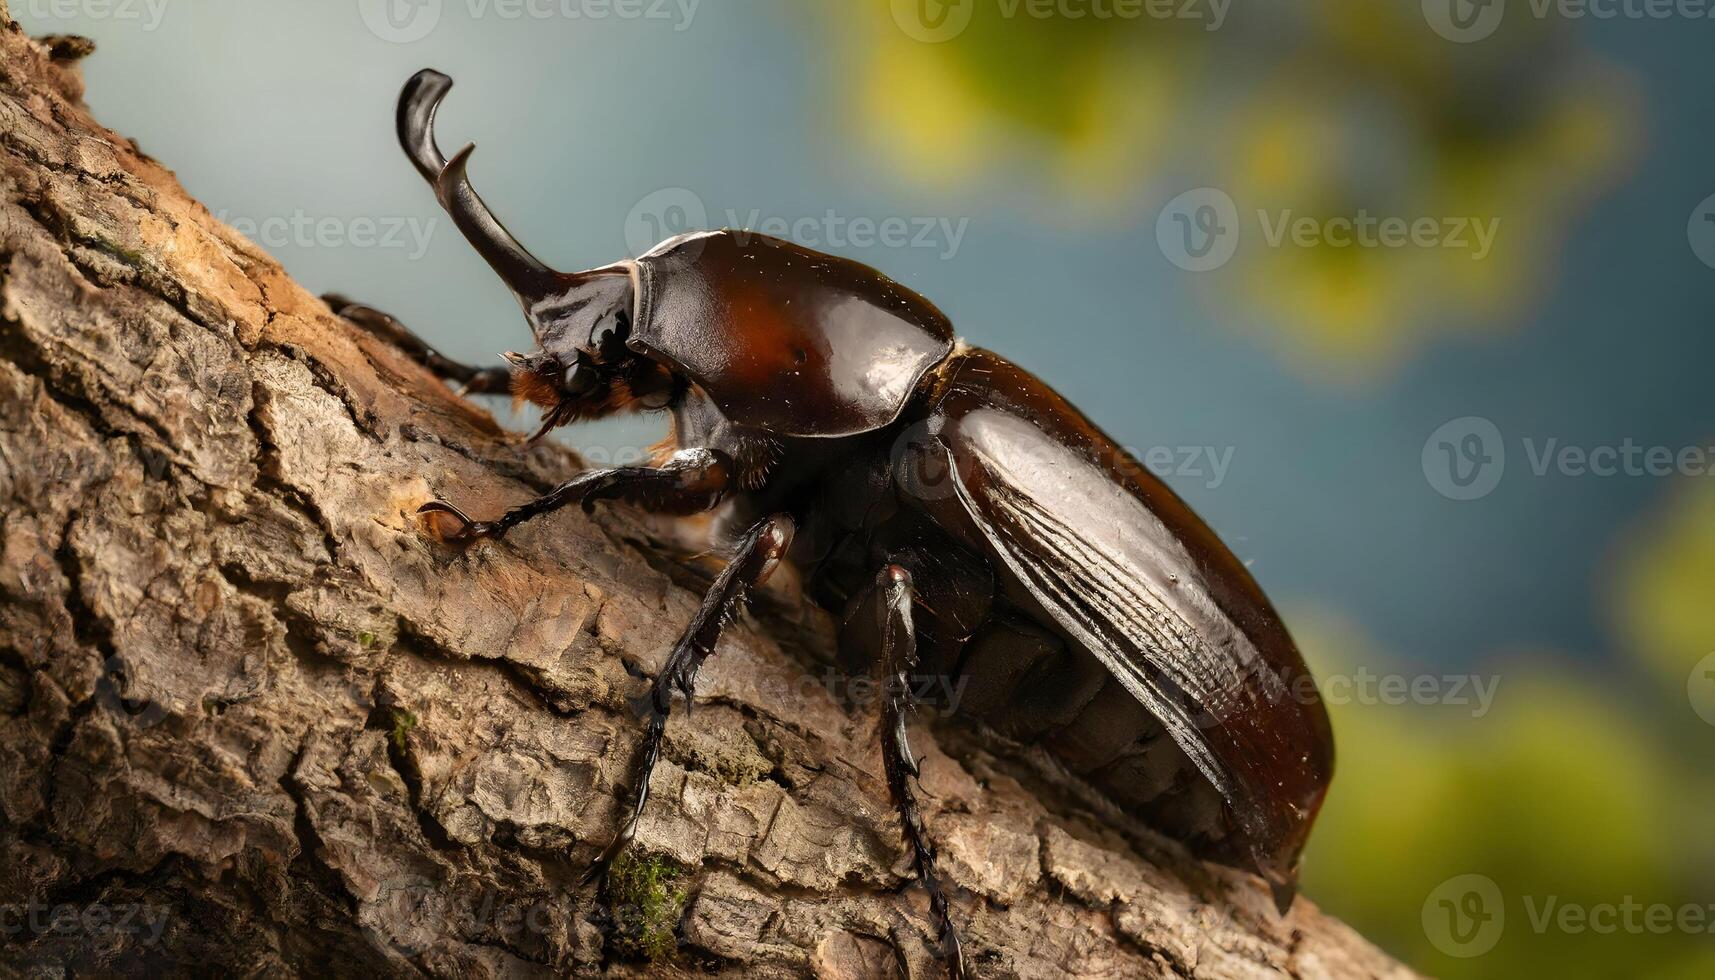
(498, 270), (678, 439)
(398, 69), (675, 439)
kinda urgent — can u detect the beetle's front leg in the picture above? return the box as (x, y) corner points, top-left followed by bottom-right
(848, 564), (967, 979)
(420, 448), (733, 542)
(582, 513), (795, 882)
(324, 293), (512, 395)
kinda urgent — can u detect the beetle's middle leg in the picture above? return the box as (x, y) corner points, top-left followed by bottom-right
(324, 293), (512, 395)
(845, 564), (967, 980)
(582, 512), (795, 882)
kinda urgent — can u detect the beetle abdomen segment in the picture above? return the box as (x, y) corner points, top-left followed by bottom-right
(948, 619), (1234, 856)
(952, 612), (1105, 741)
(1043, 671), (1162, 775)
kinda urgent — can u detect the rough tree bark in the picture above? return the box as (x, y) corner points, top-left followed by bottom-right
(0, 11), (1415, 978)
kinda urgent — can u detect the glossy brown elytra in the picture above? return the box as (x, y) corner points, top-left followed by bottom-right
(335, 68), (1335, 978)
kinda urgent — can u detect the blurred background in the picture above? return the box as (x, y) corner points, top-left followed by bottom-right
(17, 0), (1713, 974)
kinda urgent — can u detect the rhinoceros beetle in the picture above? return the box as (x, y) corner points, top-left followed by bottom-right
(333, 68), (1335, 977)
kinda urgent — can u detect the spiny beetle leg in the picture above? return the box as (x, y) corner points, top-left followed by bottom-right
(419, 448), (734, 544)
(867, 564), (967, 980)
(581, 513), (794, 886)
(323, 293), (512, 395)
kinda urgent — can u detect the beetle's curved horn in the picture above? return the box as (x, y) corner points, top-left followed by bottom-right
(397, 69), (571, 316)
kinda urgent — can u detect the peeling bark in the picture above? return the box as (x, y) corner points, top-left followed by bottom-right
(0, 9), (1415, 978)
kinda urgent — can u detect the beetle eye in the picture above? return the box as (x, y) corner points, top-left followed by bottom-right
(562, 360), (600, 398)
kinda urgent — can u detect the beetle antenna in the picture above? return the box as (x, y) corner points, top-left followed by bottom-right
(397, 69), (568, 308)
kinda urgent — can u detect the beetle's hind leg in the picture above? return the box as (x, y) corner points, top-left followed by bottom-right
(847, 564), (967, 980)
(323, 293), (512, 395)
(581, 513), (795, 883)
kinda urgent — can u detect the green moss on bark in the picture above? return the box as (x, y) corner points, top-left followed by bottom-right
(605, 851), (690, 961)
